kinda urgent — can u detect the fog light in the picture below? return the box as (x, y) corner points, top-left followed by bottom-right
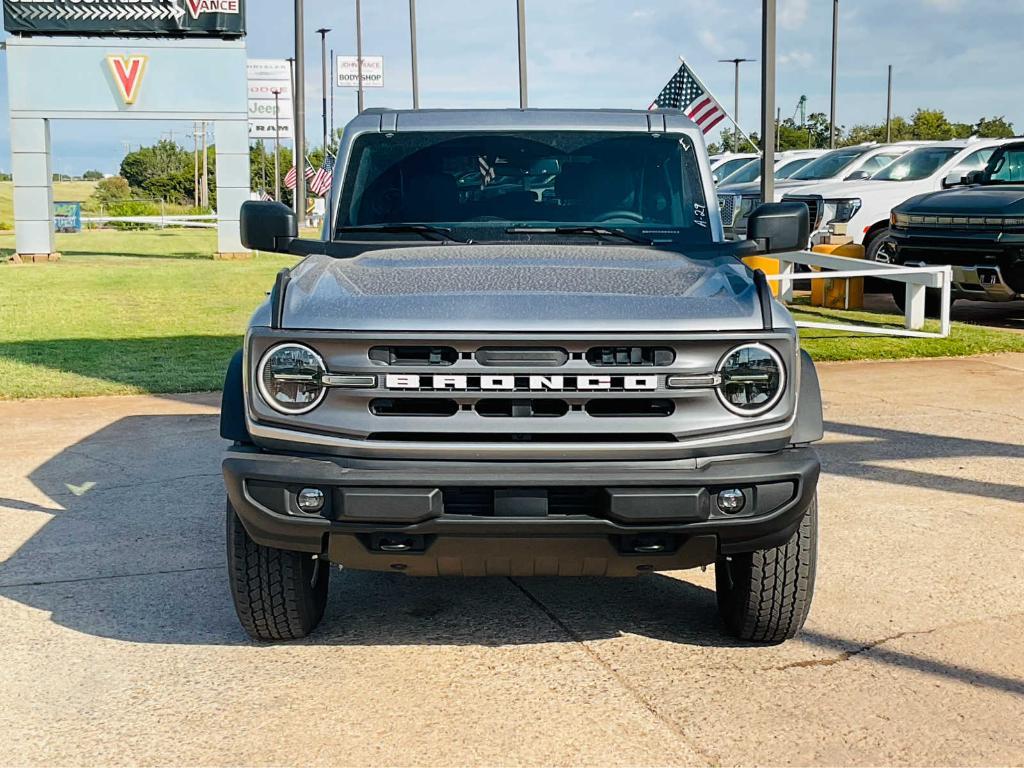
(717, 488), (746, 514)
(296, 487), (325, 513)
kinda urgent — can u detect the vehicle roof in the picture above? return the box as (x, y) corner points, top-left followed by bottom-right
(350, 107), (703, 133)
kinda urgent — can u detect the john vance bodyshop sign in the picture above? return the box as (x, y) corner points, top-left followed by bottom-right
(4, 0), (245, 37)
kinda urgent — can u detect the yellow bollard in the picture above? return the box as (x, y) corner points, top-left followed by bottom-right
(741, 255), (780, 296)
(810, 242), (865, 310)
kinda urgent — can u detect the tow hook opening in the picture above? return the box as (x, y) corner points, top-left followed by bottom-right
(368, 533), (427, 553)
(616, 533), (680, 555)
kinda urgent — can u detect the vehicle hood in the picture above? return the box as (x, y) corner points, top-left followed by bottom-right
(277, 244), (766, 332)
(896, 185), (1024, 215)
(780, 179), (895, 200)
(718, 181), (761, 195)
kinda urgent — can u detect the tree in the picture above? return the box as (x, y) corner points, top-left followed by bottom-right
(82, 170), (104, 180)
(975, 116), (1014, 138)
(93, 176), (131, 204)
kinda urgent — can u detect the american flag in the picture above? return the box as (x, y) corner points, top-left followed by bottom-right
(259, 190), (274, 202)
(649, 60), (728, 135)
(309, 154), (335, 197)
(284, 158), (315, 191)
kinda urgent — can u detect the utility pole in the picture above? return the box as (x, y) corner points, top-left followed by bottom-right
(776, 107), (782, 152)
(719, 58), (754, 152)
(886, 64), (894, 143)
(516, 0), (528, 108)
(330, 47), (336, 139)
(294, 0), (306, 222)
(191, 122), (199, 208)
(829, 0), (839, 148)
(200, 120), (208, 210)
(316, 27), (330, 152)
(409, 0), (420, 108)
(272, 87), (283, 201)
(355, 0), (364, 114)
(760, 0), (777, 206)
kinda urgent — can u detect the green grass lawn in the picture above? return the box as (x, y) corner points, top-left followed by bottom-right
(1, 228), (1023, 399)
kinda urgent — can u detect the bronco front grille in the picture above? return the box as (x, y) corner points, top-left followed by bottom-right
(248, 331), (797, 454)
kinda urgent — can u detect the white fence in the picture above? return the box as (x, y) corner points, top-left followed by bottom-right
(81, 214), (217, 229)
(767, 250), (953, 339)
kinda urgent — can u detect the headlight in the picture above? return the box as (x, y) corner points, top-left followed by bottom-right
(257, 343), (327, 414)
(824, 198), (862, 223)
(891, 212), (910, 228)
(716, 343), (786, 417)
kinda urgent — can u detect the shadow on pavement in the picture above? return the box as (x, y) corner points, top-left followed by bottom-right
(1, 409), (1022, 699)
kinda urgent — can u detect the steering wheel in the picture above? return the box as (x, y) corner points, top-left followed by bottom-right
(595, 210), (644, 223)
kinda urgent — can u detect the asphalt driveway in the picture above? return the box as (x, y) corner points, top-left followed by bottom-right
(1, 354), (1022, 766)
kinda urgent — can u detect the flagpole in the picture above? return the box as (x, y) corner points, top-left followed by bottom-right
(678, 56), (759, 154)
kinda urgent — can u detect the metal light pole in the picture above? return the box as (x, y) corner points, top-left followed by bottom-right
(272, 88), (283, 201)
(294, 0), (306, 222)
(516, 0), (528, 108)
(330, 47), (336, 139)
(409, 0), (420, 108)
(829, 0), (839, 148)
(355, 0), (364, 113)
(316, 27), (331, 152)
(719, 58), (754, 152)
(886, 64), (894, 143)
(760, 0), (777, 206)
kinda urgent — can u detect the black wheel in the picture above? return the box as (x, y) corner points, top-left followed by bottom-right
(226, 498), (329, 642)
(715, 495), (817, 644)
(864, 228), (896, 264)
(890, 284), (950, 318)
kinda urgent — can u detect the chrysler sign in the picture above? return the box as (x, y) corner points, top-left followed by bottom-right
(4, 0), (245, 37)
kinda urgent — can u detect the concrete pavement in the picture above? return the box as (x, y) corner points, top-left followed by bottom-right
(1, 355), (1022, 766)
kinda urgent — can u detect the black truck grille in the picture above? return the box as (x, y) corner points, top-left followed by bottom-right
(786, 195), (822, 229)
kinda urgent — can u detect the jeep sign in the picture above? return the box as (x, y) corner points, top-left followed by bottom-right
(3, 0), (246, 37)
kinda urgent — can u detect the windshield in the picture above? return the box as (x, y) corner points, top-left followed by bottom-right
(335, 131), (711, 242)
(719, 159), (760, 184)
(984, 147), (1024, 184)
(776, 157), (814, 179)
(788, 148), (870, 180)
(873, 147), (960, 181)
(714, 156), (754, 179)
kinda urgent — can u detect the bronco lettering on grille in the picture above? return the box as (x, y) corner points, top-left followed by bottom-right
(385, 374), (659, 391)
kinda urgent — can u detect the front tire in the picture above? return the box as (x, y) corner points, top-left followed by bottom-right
(715, 496), (817, 644)
(226, 498), (329, 642)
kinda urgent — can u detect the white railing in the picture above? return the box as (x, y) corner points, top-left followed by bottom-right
(81, 214), (217, 229)
(766, 250), (953, 339)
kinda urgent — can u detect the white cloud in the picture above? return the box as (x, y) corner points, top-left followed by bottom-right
(780, 50), (814, 68)
(779, 0), (809, 29)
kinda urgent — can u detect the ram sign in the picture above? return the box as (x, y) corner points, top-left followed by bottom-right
(3, 0), (245, 37)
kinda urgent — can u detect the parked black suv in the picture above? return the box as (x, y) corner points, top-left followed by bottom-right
(889, 141), (1024, 312)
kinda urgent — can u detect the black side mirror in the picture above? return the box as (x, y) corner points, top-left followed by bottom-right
(240, 201), (297, 253)
(964, 170), (986, 186)
(844, 170), (870, 181)
(746, 202), (810, 254)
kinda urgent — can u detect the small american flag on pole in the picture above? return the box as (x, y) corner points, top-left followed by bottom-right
(309, 154), (335, 197)
(284, 158), (315, 191)
(649, 59), (728, 135)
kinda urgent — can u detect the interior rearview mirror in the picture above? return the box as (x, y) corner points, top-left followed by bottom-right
(746, 202), (810, 255)
(240, 201), (298, 253)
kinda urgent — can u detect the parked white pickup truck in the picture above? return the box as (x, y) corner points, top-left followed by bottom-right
(782, 139), (1011, 261)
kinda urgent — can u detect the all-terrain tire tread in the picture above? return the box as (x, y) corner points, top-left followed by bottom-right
(226, 500), (327, 642)
(717, 496), (817, 644)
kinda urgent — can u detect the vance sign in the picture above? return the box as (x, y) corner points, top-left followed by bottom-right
(3, 0), (245, 37)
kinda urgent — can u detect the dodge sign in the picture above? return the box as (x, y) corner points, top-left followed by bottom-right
(3, 0), (246, 37)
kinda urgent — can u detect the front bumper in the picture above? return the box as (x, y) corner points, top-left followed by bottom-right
(223, 447), (820, 576)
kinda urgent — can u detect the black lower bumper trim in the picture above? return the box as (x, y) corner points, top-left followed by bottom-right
(223, 447), (820, 565)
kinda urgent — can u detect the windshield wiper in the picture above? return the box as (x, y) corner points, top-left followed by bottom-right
(336, 224), (469, 243)
(505, 226), (653, 245)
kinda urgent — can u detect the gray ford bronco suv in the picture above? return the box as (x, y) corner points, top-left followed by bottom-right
(222, 108), (821, 644)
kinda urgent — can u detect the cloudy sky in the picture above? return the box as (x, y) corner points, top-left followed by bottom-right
(0, 0), (1019, 174)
